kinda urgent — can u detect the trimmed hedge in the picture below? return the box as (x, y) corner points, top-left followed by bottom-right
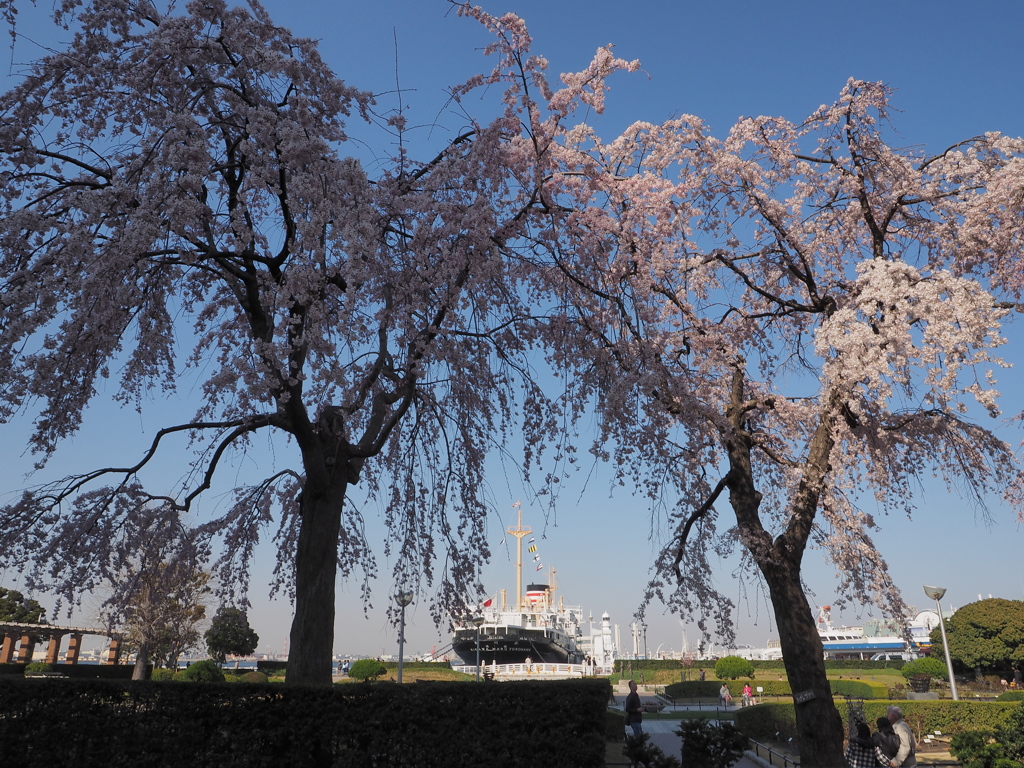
(997, 690), (1024, 701)
(0, 662), (138, 680)
(665, 679), (887, 700)
(175, 660), (225, 682)
(615, 659), (702, 673)
(0, 676), (610, 767)
(348, 658), (387, 681)
(831, 680), (889, 699)
(735, 702), (799, 742)
(664, 680), (733, 699)
(379, 661), (452, 671)
(734, 699), (1021, 744)
(613, 658), (906, 675)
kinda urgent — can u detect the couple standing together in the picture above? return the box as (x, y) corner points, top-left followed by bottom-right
(847, 705), (917, 768)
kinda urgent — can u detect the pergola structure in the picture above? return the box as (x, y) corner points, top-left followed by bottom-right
(0, 621), (123, 665)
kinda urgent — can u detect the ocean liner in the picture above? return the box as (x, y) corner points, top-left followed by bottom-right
(450, 505), (586, 666)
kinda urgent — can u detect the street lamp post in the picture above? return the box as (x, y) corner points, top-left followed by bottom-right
(923, 585), (958, 701)
(471, 615), (486, 682)
(395, 590), (414, 685)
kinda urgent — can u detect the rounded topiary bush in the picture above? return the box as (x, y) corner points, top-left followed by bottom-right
(175, 659), (225, 682)
(348, 658), (387, 681)
(715, 656), (755, 680)
(901, 656), (948, 681)
(239, 670), (269, 684)
(23, 662), (55, 676)
(150, 668), (176, 681)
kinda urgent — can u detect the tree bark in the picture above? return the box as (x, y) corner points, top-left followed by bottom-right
(285, 471), (347, 686)
(132, 642), (150, 681)
(761, 556), (846, 767)
(722, 367), (846, 767)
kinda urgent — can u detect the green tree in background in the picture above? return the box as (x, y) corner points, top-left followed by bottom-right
(930, 598), (1024, 673)
(901, 656), (949, 681)
(0, 588), (46, 623)
(715, 656), (754, 680)
(204, 607), (259, 665)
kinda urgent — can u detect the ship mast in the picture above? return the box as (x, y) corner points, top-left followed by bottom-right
(507, 501), (532, 611)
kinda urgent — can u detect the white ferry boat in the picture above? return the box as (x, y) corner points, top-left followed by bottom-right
(816, 605), (937, 659)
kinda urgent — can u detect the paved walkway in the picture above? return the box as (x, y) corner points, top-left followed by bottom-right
(611, 682), (780, 768)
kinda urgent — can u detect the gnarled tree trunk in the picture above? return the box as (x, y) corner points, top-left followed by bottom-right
(762, 557), (845, 767)
(285, 464), (348, 686)
(724, 367), (847, 767)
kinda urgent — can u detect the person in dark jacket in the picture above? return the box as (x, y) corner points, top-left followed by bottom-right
(624, 680), (643, 736)
(846, 721), (877, 768)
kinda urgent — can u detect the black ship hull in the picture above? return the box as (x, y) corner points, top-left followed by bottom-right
(452, 626), (578, 666)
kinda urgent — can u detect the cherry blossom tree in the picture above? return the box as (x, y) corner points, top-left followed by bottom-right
(0, 0), (637, 685)
(118, 559), (210, 678)
(529, 81), (1024, 765)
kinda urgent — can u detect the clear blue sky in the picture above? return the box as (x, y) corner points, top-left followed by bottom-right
(2, 0), (1023, 660)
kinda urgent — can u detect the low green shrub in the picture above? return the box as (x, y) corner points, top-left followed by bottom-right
(175, 660), (225, 682)
(998, 702), (1024, 763)
(734, 703), (798, 743)
(901, 657), (948, 681)
(623, 733), (680, 768)
(379, 661), (452, 671)
(23, 662), (55, 675)
(996, 691), (1024, 701)
(256, 660), (287, 675)
(831, 679), (887, 699)
(715, 656), (755, 680)
(665, 680), (732, 699)
(667, 678), (887, 700)
(239, 670), (269, 684)
(149, 668), (176, 681)
(738, 700), (1019, 747)
(949, 730), (1011, 768)
(678, 719), (748, 768)
(348, 658), (387, 681)
(606, 709), (626, 742)
(614, 659), (703, 673)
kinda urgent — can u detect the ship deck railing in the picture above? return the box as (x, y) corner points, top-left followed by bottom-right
(455, 662), (592, 679)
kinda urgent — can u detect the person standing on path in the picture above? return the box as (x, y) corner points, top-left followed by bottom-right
(624, 680), (644, 737)
(886, 706), (917, 767)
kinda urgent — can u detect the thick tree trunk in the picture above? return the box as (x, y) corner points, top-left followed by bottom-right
(132, 642), (150, 681)
(285, 474), (346, 686)
(722, 367), (846, 767)
(761, 557), (846, 768)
